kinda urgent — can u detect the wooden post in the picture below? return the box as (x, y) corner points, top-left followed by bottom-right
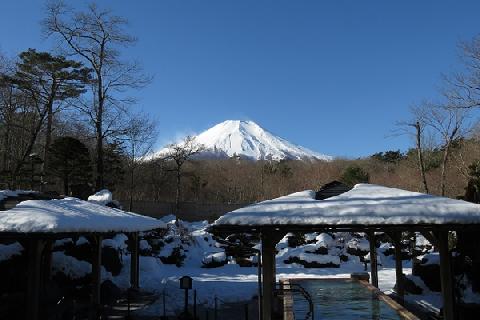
(26, 239), (44, 320)
(261, 231), (278, 320)
(438, 230), (454, 320)
(257, 251), (263, 320)
(391, 231), (404, 299)
(130, 232), (140, 288)
(91, 235), (103, 319)
(368, 231), (379, 288)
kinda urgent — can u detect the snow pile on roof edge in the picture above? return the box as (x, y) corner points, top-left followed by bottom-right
(0, 197), (166, 233)
(214, 184), (480, 226)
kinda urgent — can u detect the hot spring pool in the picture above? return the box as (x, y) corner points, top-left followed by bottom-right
(288, 279), (406, 320)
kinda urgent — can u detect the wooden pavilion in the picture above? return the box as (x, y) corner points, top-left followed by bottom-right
(0, 196), (166, 320)
(211, 183), (480, 320)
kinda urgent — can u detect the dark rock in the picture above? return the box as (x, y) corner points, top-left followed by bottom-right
(346, 247), (369, 257)
(100, 280), (122, 305)
(340, 254), (349, 262)
(284, 256), (340, 268)
(413, 260), (441, 292)
(101, 246), (123, 276)
(63, 241), (92, 264)
(403, 276), (423, 295)
(314, 246), (329, 255)
(236, 257), (255, 267)
(202, 259), (227, 268)
(287, 233), (306, 248)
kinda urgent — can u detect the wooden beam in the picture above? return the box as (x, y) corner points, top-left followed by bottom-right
(26, 239), (45, 320)
(90, 235), (103, 320)
(368, 232), (379, 288)
(130, 232), (140, 289)
(437, 230), (455, 320)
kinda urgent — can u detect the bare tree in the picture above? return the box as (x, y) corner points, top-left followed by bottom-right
(420, 102), (468, 196)
(443, 35), (480, 109)
(120, 112), (158, 211)
(162, 136), (204, 215)
(44, 1), (150, 190)
(396, 106), (430, 193)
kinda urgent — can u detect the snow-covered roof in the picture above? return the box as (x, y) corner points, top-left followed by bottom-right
(214, 184), (480, 227)
(0, 197), (166, 234)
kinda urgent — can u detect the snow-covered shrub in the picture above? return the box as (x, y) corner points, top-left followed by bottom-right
(346, 237), (370, 257)
(160, 246), (185, 267)
(202, 252), (227, 268)
(286, 232), (306, 248)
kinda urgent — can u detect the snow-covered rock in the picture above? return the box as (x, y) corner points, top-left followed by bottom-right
(202, 252), (227, 266)
(88, 189), (112, 204)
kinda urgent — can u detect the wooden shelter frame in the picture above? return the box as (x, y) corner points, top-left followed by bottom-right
(211, 223), (479, 320)
(0, 230), (142, 320)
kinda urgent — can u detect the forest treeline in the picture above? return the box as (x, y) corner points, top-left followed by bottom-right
(2, 1), (480, 213)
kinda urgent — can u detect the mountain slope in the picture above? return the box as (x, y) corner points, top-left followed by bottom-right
(156, 120), (332, 161)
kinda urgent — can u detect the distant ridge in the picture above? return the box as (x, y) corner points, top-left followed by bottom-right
(154, 120), (332, 161)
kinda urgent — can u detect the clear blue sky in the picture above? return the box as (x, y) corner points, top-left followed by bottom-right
(1, 1), (479, 157)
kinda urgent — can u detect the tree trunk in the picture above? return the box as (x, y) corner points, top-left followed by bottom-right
(42, 94), (55, 191)
(440, 143), (451, 196)
(64, 173), (69, 196)
(415, 122), (429, 193)
(12, 111), (46, 188)
(129, 165), (134, 211)
(175, 168), (181, 216)
(95, 74), (104, 191)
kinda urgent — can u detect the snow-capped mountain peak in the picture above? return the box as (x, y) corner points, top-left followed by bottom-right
(156, 120), (332, 161)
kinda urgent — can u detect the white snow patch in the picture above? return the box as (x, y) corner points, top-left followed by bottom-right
(87, 189), (113, 205)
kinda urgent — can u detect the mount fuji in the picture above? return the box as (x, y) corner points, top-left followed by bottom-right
(155, 120), (332, 161)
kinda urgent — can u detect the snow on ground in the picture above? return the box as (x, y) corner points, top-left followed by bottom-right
(118, 256), (416, 316)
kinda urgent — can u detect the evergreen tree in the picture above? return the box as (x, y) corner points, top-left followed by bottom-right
(102, 142), (126, 191)
(8, 49), (90, 187)
(340, 165), (369, 187)
(47, 137), (92, 195)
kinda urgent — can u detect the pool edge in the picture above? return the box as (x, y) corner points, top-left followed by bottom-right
(280, 277), (420, 320)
